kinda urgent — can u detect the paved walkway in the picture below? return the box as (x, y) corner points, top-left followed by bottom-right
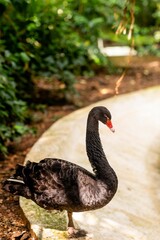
(20, 86), (160, 240)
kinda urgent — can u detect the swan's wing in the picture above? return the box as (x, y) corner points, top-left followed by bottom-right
(23, 158), (96, 209)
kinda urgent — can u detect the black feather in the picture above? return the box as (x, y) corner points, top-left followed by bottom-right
(2, 106), (118, 231)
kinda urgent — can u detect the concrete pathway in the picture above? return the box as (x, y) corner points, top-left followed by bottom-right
(20, 86), (160, 240)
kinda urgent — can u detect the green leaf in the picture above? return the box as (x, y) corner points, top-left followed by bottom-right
(20, 52), (30, 63)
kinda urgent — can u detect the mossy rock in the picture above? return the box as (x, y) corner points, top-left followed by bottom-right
(20, 198), (68, 239)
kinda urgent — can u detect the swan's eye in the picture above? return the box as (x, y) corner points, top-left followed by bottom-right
(104, 114), (109, 120)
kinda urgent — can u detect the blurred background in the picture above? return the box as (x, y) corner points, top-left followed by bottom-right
(0, 0), (159, 156)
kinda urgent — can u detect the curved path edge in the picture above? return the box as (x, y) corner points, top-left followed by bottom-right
(20, 86), (160, 240)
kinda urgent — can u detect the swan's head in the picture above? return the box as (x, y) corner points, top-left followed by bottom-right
(91, 106), (115, 133)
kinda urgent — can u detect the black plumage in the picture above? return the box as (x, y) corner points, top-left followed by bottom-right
(2, 106), (118, 236)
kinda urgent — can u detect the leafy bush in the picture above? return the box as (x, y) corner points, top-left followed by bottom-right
(0, 0), (111, 155)
(0, 0), (159, 155)
(0, 0), (110, 94)
(0, 69), (28, 155)
(101, 0), (160, 55)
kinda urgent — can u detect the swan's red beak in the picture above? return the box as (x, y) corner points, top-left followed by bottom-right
(106, 120), (115, 133)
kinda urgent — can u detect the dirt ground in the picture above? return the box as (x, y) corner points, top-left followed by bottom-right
(0, 57), (160, 240)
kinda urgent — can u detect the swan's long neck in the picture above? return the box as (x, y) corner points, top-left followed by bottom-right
(86, 114), (117, 190)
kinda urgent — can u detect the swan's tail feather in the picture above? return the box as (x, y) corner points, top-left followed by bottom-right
(2, 164), (31, 199)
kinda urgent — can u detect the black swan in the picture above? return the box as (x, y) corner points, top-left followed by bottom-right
(2, 106), (118, 236)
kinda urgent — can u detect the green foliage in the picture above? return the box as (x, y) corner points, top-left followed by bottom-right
(101, 0), (160, 55)
(0, 0), (159, 155)
(0, 70), (28, 154)
(0, 0), (111, 155)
